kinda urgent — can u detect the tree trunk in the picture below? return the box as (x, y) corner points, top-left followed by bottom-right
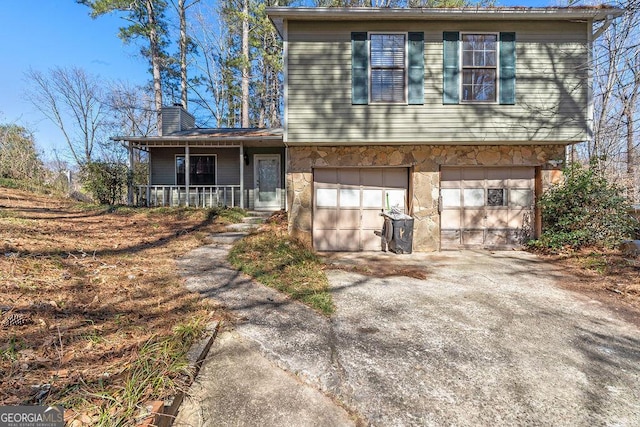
(146, 0), (164, 135)
(179, 0), (188, 110)
(241, 0), (250, 128)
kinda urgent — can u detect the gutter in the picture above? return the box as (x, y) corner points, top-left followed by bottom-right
(592, 13), (616, 40)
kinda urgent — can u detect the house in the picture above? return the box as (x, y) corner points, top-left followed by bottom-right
(118, 6), (623, 252)
(265, 6), (623, 251)
(119, 105), (287, 212)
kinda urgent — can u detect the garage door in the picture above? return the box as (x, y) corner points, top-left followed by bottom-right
(440, 167), (535, 250)
(313, 168), (408, 251)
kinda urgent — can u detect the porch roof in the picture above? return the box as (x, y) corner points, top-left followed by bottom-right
(113, 127), (284, 148)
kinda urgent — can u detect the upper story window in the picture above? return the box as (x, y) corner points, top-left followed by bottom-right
(443, 32), (516, 105)
(370, 34), (406, 103)
(461, 34), (498, 102)
(352, 32), (424, 106)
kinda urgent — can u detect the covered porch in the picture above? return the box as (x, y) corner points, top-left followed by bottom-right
(120, 128), (285, 210)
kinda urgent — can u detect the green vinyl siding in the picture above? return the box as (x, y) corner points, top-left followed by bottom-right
(286, 20), (589, 145)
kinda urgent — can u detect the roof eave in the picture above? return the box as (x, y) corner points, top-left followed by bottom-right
(113, 135), (284, 143)
(267, 6), (625, 36)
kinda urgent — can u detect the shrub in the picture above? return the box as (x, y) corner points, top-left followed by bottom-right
(0, 124), (46, 184)
(532, 161), (639, 250)
(80, 161), (130, 205)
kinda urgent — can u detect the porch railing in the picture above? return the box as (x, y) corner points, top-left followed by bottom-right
(135, 185), (241, 208)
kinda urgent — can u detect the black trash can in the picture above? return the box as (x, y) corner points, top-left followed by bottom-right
(382, 212), (414, 254)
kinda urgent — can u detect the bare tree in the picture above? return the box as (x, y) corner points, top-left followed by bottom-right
(80, 0), (169, 134)
(591, 3), (640, 202)
(25, 67), (107, 165)
(106, 81), (158, 138)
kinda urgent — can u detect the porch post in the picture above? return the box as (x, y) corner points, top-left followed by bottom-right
(127, 141), (134, 206)
(239, 143), (245, 209)
(185, 144), (190, 207)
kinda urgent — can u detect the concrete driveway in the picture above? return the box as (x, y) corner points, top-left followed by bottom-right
(175, 245), (640, 426)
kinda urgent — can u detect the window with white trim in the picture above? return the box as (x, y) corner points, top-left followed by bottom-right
(461, 34), (498, 102)
(176, 155), (216, 185)
(370, 34), (406, 103)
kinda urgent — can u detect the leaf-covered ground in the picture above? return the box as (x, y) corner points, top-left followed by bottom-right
(0, 187), (227, 423)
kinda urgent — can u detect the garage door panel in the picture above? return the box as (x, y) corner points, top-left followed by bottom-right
(339, 188), (360, 207)
(441, 167), (462, 182)
(509, 189), (533, 207)
(463, 168), (485, 181)
(485, 210), (508, 228)
(314, 168), (338, 184)
(509, 168), (535, 180)
(362, 210), (384, 229)
(441, 230), (461, 246)
(441, 210), (461, 228)
(462, 230), (484, 246)
(313, 167), (408, 251)
(441, 166), (535, 250)
(463, 209), (485, 224)
(340, 169), (361, 186)
(316, 188), (338, 207)
(336, 229), (362, 251)
(360, 169), (384, 186)
(485, 229), (508, 246)
(362, 232), (381, 251)
(314, 209), (337, 229)
(508, 209), (530, 228)
(314, 230), (337, 252)
(384, 169), (409, 188)
(337, 209), (361, 230)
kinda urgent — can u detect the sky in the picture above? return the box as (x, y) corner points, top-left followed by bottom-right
(0, 1), (150, 161)
(0, 0), (551, 162)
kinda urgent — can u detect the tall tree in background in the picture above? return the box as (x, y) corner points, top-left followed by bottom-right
(213, 0), (289, 128)
(189, 4), (233, 126)
(80, 0), (169, 134)
(25, 67), (107, 164)
(590, 1), (640, 202)
(241, 0), (251, 127)
(171, 0), (200, 110)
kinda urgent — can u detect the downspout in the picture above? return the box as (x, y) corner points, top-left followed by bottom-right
(240, 143), (245, 209)
(127, 140), (134, 206)
(282, 18), (289, 213)
(592, 14), (615, 40)
(185, 143), (190, 207)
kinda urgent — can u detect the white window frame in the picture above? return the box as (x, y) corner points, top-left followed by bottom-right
(175, 154), (218, 186)
(369, 32), (408, 104)
(459, 32), (500, 104)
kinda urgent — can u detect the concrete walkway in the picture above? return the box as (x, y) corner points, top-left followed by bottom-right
(174, 238), (640, 426)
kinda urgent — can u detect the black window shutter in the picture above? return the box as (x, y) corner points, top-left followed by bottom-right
(352, 32), (368, 105)
(499, 32), (516, 105)
(443, 31), (460, 105)
(408, 32), (424, 105)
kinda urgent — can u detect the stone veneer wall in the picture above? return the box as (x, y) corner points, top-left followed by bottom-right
(287, 144), (566, 251)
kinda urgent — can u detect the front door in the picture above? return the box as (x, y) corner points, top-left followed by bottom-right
(254, 154), (281, 210)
